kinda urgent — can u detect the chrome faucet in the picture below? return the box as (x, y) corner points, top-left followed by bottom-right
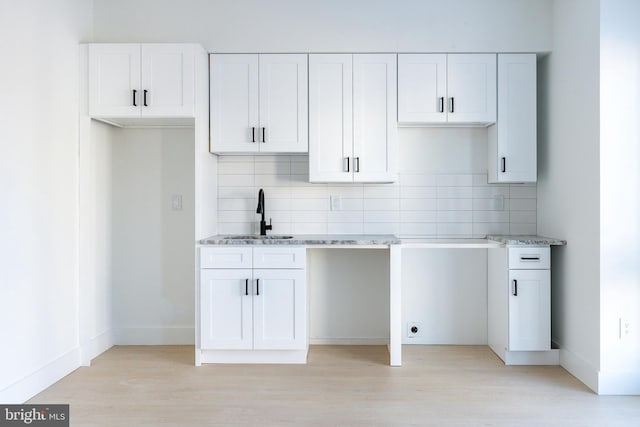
(256, 188), (272, 236)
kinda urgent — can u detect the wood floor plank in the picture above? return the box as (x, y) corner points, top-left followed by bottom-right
(28, 345), (640, 426)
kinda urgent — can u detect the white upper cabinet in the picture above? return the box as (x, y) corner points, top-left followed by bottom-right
(488, 54), (537, 183)
(309, 54), (397, 183)
(89, 44), (195, 118)
(398, 53), (496, 125)
(210, 54), (308, 154)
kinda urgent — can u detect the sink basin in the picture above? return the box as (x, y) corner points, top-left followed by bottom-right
(222, 235), (294, 240)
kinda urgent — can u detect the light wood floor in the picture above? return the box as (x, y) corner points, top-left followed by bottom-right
(29, 345), (640, 426)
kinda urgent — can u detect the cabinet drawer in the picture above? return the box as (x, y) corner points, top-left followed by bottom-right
(253, 247), (306, 269)
(508, 247), (550, 270)
(200, 247), (252, 269)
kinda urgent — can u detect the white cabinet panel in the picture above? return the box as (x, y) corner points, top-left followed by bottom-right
(89, 44), (195, 119)
(253, 269), (307, 350)
(353, 54), (397, 182)
(447, 54), (496, 124)
(397, 53), (496, 125)
(141, 44), (195, 117)
(200, 269), (253, 350)
(508, 269), (551, 351)
(253, 247), (306, 269)
(210, 54), (308, 153)
(89, 44), (140, 117)
(398, 54), (447, 123)
(488, 54), (537, 183)
(210, 54), (259, 152)
(309, 54), (353, 182)
(200, 246), (252, 269)
(259, 54), (308, 153)
(309, 54), (397, 183)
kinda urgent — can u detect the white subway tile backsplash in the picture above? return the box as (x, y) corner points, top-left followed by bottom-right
(364, 211), (400, 223)
(328, 222), (364, 234)
(217, 157), (536, 238)
(437, 199), (472, 211)
(363, 185), (400, 198)
(437, 211), (473, 223)
(291, 198), (329, 211)
(401, 211), (437, 222)
(400, 198), (437, 211)
(364, 198), (400, 211)
(437, 186), (473, 198)
(218, 174), (254, 187)
(328, 211), (364, 223)
(218, 161), (254, 175)
(400, 186), (437, 199)
(364, 222), (399, 235)
(436, 174), (473, 187)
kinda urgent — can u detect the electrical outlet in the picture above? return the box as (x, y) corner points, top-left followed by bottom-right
(407, 321), (422, 338)
(171, 194), (183, 211)
(493, 195), (505, 211)
(619, 317), (631, 340)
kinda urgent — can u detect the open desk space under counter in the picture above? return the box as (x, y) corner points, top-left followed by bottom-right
(196, 234), (565, 367)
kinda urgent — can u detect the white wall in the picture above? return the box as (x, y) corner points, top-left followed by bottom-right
(599, 0), (640, 394)
(537, 0), (601, 392)
(92, 0), (552, 53)
(111, 128), (196, 344)
(0, 0), (93, 402)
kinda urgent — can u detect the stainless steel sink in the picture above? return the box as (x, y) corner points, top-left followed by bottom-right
(222, 235), (294, 240)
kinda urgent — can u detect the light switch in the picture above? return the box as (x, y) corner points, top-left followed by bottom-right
(171, 194), (183, 211)
(330, 195), (342, 211)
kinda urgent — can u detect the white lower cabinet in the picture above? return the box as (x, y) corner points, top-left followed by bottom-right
(488, 246), (557, 365)
(198, 246), (307, 364)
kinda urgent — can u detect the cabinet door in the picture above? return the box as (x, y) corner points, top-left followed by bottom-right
(447, 54), (496, 124)
(308, 54), (353, 182)
(200, 269), (253, 350)
(398, 54), (447, 123)
(508, 269), (550, 351)
(353, 54), (397, 182)
(89, 44), (141, 117)
(210, 54), (259, 153)
(253, 269), (307, 350)
(490, 54), (537, 183)
(141, 44), (195, 117)
(258, 54), (308, 153)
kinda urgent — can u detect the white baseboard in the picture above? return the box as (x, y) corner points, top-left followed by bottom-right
(598, 370), (640, 395)
(560, 347), (599, 393)
(309, 338), (388, 345)
(0, 347), (81, 403)
(90, 329), (114, 360)
(115, 327), (195, 345)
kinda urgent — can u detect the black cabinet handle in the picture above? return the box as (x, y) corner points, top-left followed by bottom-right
(245, 279), (249, 296)
(449, 97), (455, 113)
(355, 157), (360, 173)
(256, 279), (260, 296)
(261, 127), (266, 143)
(132, 89), (137, 107)
(501, 157), (506, 173)
(143, 90), (148, 107)
(439, 97), (444, 113)
(512, 279), (518, 296)
(520, 256), (540, 261)
(344, 157), (350, 172)
(252, 127), (256, 143)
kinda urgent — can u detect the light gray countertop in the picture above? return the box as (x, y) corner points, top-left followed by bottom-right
(199, 234), (401, 245)
(200, 234), (566, 247)
(487, 235), (567, 246)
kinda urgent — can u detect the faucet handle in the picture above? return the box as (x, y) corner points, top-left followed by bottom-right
(267, 218), (273, 231)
